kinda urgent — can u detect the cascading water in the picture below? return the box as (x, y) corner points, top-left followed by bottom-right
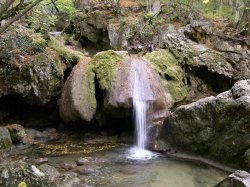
(133, 71), (148, 150)
(127, 63), (158, 160)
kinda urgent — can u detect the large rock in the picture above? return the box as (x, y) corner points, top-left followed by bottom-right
(215, 170), (250, 187)
(59, 57), (96, 122)
(104, 57), (170, 125)
(164, 80), (250, 169)
(0, 127), (12, 149)
(0, 160), (79, 187)
(0, 30), (64, 105)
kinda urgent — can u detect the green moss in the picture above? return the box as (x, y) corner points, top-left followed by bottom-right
(18, 182), (27, 187)
(144, 49), (188, 103)
(91, 50), (123, 91)
(86, 63), (97, 108)
(49, 37), (83, 66)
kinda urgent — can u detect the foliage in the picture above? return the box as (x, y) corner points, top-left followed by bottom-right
(29, 9), (57, 34)
(28, 0), (77, 34)
(48, 37), (83, 66)
(91, 50), (123, 91)
(144, 50), (188, 103)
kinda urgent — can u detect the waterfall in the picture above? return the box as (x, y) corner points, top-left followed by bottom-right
(133, 71), (148, 150)
(127, 61), (158, 160)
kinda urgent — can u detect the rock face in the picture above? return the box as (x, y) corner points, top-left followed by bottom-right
(0, 160), (79, 187)
(67, 1), (249, 102)
(215, 170), (250, 187)
(104, 57), (170, 125)
(0, 127), (12, 149)
(59, 57), (96, 122)
(0, 30), (64, 105)
(164, 80), (250, 169)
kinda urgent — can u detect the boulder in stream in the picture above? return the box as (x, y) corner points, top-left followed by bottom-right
(164, 80), (250, 169)
(0, 160), (80, 187)
(215, 170), (250, 187)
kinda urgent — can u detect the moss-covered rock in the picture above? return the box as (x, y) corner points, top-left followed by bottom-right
(164, 80), (250, 169)
(0, 30), (64, 105)
(144, 49), (188, 103)
(91, 50), (124, 91)
(59, 57), (96, 122)
(48, 37), (83, 66)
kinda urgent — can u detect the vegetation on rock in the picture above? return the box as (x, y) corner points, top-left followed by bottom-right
(91, 50), (124, 91)
(144, 49), (188, 103)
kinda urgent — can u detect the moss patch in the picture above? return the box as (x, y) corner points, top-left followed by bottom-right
(144, 49), (188, 103)
(86, 62), (97, 109)
(48, 37), (83, 66)
(91, 50), (124, 91)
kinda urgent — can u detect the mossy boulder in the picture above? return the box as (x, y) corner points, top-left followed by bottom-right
(164, 80), (250, 169)
(91, 50), (124, 91)
(103, 57), (171, 124)
(144, 49), (188, 103)
(0, 30), (64, 105)
(59, 57), (96, 122)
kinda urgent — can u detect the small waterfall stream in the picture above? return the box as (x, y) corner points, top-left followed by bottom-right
(133, 71), (148, 150)
(127, 63), (158, 160)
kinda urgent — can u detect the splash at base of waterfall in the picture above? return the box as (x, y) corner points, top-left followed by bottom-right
(126, 147), (158, 161)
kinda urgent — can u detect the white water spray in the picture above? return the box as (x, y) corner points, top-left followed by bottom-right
(127, 65), (158, 160)
(133, 71), (148, 150)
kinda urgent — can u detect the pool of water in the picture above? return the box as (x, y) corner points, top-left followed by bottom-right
(46, 145), (227, 187)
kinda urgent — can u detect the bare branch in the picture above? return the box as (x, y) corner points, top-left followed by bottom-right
(0, 0), (44, 34)
(0, 0), (15, 19)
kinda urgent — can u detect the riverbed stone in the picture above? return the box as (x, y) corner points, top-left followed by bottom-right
(0, 160), (80, 187)
(0, 127), (12, 149)
(215, 170), (250, 187)
(164, 80), (250, 169)
(39, 164), (60, 179)
(60, 162), (77, 170)
(5, 124), (27, 144)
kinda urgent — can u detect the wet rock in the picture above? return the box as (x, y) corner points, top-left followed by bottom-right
(74, 165), (100, 176)
(104, 57), (170, 125)
(59, 57), (96, 123)
(0, 160), (80, 187)
(25, 128), (60, 144)
(39, 164), (60, 179)
(76, 157), (90, 166)
(0, 127), (12, 149)
(215, 170), (250, 187)
(164, 80), (250, 169)
(36, 157), (49, 165)
(0, 29), (64, 105)
(61, 162), (77, 170)
(5, 124), (27, 144)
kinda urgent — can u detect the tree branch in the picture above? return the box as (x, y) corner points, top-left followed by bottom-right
(0, 0), (15, 19)
(0, 0), (44, 34)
